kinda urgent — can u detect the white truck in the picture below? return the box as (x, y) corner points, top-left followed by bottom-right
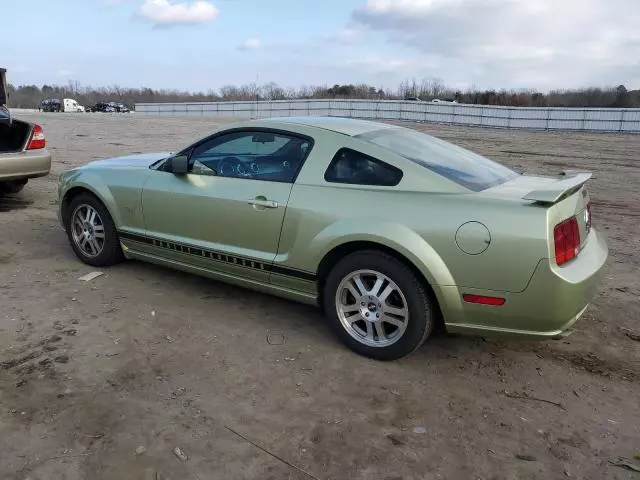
(62, 98), (85, 112)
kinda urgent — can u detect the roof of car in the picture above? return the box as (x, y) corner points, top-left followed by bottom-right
(249, 116), (397, 137)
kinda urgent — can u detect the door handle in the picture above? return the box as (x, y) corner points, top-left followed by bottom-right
(247, 198), (279, 209)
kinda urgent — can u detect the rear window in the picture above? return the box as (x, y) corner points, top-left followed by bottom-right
(325, 148), (403, 186)
(356, 128), (519, 191)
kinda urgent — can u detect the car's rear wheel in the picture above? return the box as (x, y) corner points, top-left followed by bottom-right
(64, 193), (124, 267)
(323, 251), (434, 360)
(0, 180), (27, 195)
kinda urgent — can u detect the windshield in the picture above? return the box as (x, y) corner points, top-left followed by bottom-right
(356, 128), (519, 191)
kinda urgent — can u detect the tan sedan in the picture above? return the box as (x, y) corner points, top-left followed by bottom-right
(0, 67), (51, 194)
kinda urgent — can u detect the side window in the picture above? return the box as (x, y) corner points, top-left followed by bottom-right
(187, 131), (312, 183)
(324, 148), (403, 186)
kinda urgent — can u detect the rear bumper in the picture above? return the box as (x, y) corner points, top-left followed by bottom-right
(0, 149), (52, 181)
(441, 228), (609, 338)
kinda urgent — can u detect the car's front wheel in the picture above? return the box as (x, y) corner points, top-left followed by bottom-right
(323, 251), (435, 361)
(64, 193), (124, 267)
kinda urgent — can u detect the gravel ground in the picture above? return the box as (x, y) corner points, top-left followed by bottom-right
(1, 112), (639, 480)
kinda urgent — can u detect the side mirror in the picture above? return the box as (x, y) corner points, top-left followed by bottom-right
(170, 154), (189, 174)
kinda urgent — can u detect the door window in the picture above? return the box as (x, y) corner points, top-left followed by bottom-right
(187, 130), (312, 183)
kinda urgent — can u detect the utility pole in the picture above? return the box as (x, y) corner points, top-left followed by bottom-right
(255, 71), (259, 118)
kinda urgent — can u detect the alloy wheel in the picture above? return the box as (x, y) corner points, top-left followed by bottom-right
(335, 269), (409, 347)
(70, 204), (105, 258)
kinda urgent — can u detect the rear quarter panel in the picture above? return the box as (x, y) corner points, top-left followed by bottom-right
(276, 129), (550, 303)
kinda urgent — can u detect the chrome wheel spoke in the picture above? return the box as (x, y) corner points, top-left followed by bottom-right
(87, 208), (97, 225)
(382, 314), (404, 328)
(384, 306), (406, 318)
(80, 236), (91, 252)
(370, 277), (384, 296)
(346, 283), (361, 302)
(374, 322), (386, 341)
(340, 303), (360, 315)
(365, 320), (374, 340)
(90, 237), (101, 254)
(352, 275), (367, 297)
(87, 238), (97, 255)
(378, 285), (394, 303)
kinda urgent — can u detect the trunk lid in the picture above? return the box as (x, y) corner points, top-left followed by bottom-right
(0, 68), (7, 106)
(0, 68), (10, 125)
(481, 171), (592, 255)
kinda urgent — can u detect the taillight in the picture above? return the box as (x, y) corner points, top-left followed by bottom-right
(554, 216), (580, 265)
(27, 124), (46, 150)
(586, 202), (593, 231)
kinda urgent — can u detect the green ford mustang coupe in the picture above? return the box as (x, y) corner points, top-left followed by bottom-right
(57, 117), (608, 360)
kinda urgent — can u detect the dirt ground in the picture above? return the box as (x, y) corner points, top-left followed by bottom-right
(1, 112), (639, 480)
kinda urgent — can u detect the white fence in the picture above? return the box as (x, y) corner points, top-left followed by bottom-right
(135, 99), (640, 132)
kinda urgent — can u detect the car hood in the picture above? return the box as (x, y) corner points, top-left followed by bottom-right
(87, 152), (172, 168)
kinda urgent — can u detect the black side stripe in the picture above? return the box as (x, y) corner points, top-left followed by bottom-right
(269, 265), (317, 282)
(118, 230), (317, 282)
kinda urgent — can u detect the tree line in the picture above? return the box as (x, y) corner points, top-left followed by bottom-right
(5, 77), (639, 109)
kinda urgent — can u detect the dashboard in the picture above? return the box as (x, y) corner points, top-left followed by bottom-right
(192, 154), (298, 181)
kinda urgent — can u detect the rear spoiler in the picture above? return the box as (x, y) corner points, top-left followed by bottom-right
(522, 171), (592, 204)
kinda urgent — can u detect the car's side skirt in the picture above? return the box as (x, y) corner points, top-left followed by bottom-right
(118, 230), (319, 305)
(122, 247), (319, 306)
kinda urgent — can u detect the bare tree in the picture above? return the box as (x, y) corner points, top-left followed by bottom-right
(5, 78), (639, 109)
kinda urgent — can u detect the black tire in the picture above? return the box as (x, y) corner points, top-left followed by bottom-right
(0, 180), (27, 195)
(64, 193), (124, 267)
(323, 250), (435, 361)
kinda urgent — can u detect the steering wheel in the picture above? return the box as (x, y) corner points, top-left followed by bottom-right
(218, 156), (242, 176)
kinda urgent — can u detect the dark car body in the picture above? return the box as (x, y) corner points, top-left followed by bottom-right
(89, 102), (113, 113)
(108, 101), (130, 113)
(41, 99), (62, 112)
(90, 102), (130, 113)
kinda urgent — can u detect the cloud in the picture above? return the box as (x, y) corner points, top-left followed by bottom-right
(138, 0), (218, 26)
(238, 37), (262, 51)
(351, 0), (640, 89)
(343, 55), (424, 73)
(56, 69), (76, 77)
(11, 66), (32, 73)
(326, 28), (361, 45)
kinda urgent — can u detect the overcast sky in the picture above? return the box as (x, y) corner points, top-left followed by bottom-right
(4, 0), (639, 92)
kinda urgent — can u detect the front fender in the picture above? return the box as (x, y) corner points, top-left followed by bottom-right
(58, 170), (126, 229)
(309, 219), (456, 288)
